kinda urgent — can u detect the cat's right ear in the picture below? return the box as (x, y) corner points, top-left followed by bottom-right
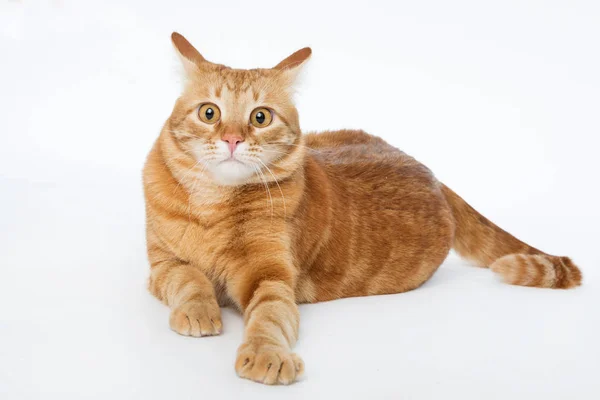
(171, 32), (206, 75)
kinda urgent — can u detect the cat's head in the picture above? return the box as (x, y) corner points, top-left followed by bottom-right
(165, 32), (311, 187)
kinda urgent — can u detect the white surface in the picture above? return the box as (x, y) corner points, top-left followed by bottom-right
(1, 1), (599, 399)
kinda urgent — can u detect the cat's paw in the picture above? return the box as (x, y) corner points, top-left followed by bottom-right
(235, 342), (304, 385)
(169, 300), (222, 337)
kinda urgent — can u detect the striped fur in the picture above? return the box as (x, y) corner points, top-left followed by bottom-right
(142, 33), (582, 386)
(490, 255), (581, 289)
(442, 185), (582, 289)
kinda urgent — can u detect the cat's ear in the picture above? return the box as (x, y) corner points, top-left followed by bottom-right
(273, 47), (312, 83)
(171, 32), (206, 75)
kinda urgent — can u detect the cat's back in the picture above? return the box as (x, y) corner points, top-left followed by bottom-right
(304, 129), (435, 188)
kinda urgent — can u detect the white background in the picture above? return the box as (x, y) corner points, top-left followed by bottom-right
(1, 0), (599, 399)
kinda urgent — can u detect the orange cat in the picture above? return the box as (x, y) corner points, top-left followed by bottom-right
(143, 32), (582, 385)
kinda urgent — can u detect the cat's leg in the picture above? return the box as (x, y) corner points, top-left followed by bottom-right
(147, 238), (222, 337)
(229, 262), (303, 385)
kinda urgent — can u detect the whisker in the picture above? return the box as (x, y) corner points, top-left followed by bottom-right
(270, 142), (323, 154)
(258, 158), (287, 219)
(251, 163), (273, 222)
(262, 148), (291, 155)
(172, 159), (202, 195)
(258, 167), (274, 222)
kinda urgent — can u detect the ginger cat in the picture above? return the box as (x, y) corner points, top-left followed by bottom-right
(143, 32), (582, 385)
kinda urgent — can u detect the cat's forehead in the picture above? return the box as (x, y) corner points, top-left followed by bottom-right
(217, 68), (270, 91)
(188, 66), (288, 105)
(191, 67), (269, 93)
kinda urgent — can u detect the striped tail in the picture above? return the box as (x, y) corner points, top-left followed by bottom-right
(441, 185), (582, 289)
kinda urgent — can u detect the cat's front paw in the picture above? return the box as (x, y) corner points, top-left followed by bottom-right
(169, 300), (222, 337)
(235, 342), (304, 385)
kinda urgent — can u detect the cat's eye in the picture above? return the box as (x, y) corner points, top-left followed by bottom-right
(198, 103), (221, 124)
(250, 107), (273, 128)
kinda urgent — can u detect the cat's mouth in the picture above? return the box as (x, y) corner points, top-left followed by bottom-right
(219, 157), (246, 165)
(208, 155), (258, 186)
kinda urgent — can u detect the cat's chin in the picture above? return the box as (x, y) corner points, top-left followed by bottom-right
(208, 159), (256, 187)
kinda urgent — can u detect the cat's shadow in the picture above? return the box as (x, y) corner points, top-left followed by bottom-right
(420, 255), (476, 289)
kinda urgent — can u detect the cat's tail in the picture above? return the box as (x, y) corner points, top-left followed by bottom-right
(441, 184), (582, 289)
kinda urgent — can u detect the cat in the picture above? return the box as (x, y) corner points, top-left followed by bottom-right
(142, 32), (582, 385)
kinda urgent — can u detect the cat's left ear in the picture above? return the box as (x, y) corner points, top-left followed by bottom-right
(273, 47), (312, 83)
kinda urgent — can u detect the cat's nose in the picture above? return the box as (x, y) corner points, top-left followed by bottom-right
(221, 134), (244, 154)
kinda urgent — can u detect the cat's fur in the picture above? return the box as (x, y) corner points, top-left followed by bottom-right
(142, 33), (582, 385)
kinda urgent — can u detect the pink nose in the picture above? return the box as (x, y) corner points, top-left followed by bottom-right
(221, 134), (244, 154)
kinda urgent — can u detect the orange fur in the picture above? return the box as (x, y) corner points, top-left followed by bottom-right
(442, 185), (582, 288)
(142, 33), (582, 385)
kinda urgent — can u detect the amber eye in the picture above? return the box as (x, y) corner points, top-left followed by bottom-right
(250, 107), (273, 128)
(198, 103), (221, 124)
